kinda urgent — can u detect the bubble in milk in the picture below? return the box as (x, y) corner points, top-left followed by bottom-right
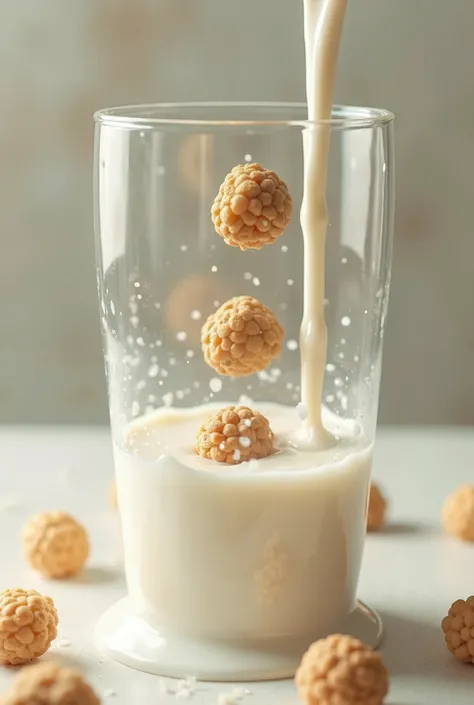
(209, 378), (223, 393)
(176, 331), (187, 341)
(341, 316), (351, 327)
(148, 364), (159, 378)
(286, 339), (298, 351)
(190, 310), (202, 321)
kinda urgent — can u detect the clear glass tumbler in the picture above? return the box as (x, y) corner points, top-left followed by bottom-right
(94, 103), (394, 680)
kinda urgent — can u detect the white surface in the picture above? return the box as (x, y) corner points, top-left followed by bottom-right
(0, 426), (473, 702)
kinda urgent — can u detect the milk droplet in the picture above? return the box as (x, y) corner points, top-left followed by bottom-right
(110, 301), (115, 315)
(326, 394), (335, 403)
(239, 436), (251, 448)
(286, 339), (298, 351)
(148, 364), (159, 378)
(190, 310), (202, 321)
(296, 402), (308, 421)
(176, 331), (187, 341)
(186, 350), (194, 358)
(341, 257), (348, 264)
(245, 154), (252, 162)
(162, 393), (173, 406)
(133, 281), (140, 288)
(210, 378), (223, 393)
(338, 352), (344, 359)
(341, 316), (351, 327)
(244, 272), (252, 280)
(253, 277), (260, 286)
(233, 449), (241, 462)
(131, 401), (140, 417)
(281, 245), (288, 253)
(287, 279), (294, 286)
(180, 244), (188, 252)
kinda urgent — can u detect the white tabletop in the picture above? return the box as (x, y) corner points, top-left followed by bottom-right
(0, 426), (473, 703)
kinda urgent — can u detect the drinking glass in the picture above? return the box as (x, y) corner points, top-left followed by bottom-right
(94, 103), (394, 680)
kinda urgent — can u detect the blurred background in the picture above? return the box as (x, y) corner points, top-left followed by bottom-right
(0, 0), (472, 426)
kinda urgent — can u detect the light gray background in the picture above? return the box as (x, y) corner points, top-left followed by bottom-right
(0, 0), (472, 424)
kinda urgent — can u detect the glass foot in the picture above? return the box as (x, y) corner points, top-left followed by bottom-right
(95, 598), (383, 681)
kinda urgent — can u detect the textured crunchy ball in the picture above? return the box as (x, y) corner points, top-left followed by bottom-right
(211, 163), (292, 250)
(0, 588), (58, 666)
(196, 406), (274, 464)
(23, 512), (89, 579)
(367, 483), (387, 532)
(296, 634), (389, 705)
(442, 596), (474, 663)
(443, 485), (474, 542)
(0, 661), (101, 705)
(201, 296), (284, 377)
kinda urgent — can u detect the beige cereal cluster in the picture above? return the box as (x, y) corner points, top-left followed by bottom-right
(23, 512), (89, 579)
(367, 483), (387, 532)
(201, 296), (284, 377)
(211, 163), (292, 250)
(442, 485), (474, 542)
(196, 406), (274, 464)
(442, 596), (474, 663)
(0, 661), (101, 705)
(0, 588), (58, 666)
(296, 634), (389, 705)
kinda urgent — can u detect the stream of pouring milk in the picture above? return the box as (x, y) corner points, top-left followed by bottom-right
(298, 0), (347, 449)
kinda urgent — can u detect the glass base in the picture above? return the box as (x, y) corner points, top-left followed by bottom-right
(95, 597), (383, 681)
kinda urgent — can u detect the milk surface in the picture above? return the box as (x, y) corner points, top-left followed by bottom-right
(115, 403), (372, 639)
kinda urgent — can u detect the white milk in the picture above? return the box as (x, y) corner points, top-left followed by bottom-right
(115, 403), (372, 639)
(299, 0), (347, 448)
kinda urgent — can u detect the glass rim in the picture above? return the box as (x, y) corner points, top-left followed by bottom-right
(93, 101), (395, 130)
